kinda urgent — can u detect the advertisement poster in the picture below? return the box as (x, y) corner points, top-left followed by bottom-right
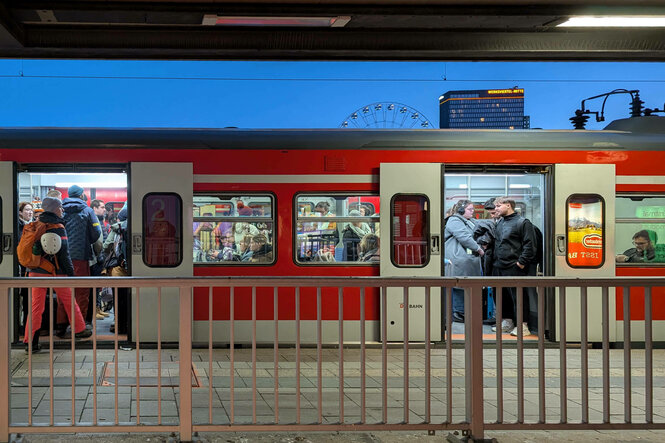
(567, 196), (604, 268)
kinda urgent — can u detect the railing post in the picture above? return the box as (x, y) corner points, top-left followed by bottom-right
(179, 286), (192, 441)
(0, 285), (10, 443)
(464, 283), (485, 440)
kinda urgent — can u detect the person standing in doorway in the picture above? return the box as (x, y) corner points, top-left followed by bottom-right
(56, 185), (102, 336)
(18, 202), (35, 334)
(492, 197), (537, 336)
(444, 199), (484, 322)
(22, 197), (91, 352)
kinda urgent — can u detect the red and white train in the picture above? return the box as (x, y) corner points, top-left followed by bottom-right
(1, 115), (664, 344)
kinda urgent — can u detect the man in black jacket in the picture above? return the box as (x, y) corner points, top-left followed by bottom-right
(492, 197), (537, 336)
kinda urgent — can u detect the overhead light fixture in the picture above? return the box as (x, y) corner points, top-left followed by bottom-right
(558, 16), (665, 27)
(202, 14), (350, 27)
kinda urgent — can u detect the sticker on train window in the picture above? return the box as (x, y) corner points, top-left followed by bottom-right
(193, 194), (275, 265)
(566, 194), (604, 268)
(391, 194), (429, 267)
(294, 195), (380, 265)
(143, 193), (183, 267)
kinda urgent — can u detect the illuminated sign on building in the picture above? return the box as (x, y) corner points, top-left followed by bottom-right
(438, 88), (528, 129)
(487, 89), (524, 94)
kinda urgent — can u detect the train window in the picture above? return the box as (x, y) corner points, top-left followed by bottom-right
(193, 194), (274, 265)
(616, 195), (665, 265)
(566, 194), (605, 268)
(143, 193), (182, 267)
(391, 194), (429, 267)
(295, 195), (380, 264)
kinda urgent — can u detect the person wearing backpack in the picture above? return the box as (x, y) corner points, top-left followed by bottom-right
(56, 185), (102, 337)
(103, 202), (129, 334)
(19, 197), (91, 353)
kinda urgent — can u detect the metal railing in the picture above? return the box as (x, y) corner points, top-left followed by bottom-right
(1, 276), (664, 442)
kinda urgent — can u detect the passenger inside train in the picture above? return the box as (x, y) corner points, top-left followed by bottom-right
(616, 230), (657, 263)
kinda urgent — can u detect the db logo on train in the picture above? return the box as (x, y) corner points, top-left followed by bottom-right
(399, 303), (423, 309)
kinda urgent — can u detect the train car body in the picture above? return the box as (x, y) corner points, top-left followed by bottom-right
(1, 116), (664, 344)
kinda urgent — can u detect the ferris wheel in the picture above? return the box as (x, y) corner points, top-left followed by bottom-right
(340, 102), (432, 129)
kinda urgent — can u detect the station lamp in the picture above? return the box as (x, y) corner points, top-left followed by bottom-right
(558, 16), (665, 27)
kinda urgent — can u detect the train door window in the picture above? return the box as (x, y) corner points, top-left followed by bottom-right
(391, 194), (429, 267)
(295, 194), (380, 264)
(444, 173), (544, 226)
(616, 195), (665, 265)
(566, 194), (605, 268)
(143, 193), (182, 267)
(193, 194), (275, 265)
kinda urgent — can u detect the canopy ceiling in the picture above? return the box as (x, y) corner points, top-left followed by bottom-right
(1, 1), (664, 60)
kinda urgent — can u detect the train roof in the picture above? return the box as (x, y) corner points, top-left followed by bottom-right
(0, 117), (663, 151)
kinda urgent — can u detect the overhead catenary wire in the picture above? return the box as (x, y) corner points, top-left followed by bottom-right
(0, 74), (663, 83)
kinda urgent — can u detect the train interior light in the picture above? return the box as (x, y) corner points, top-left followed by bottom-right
(558, 16), (665, 27)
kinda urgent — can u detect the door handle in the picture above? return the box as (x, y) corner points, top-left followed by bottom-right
(430, 234), (440, 255)
(2, 234), (11, 254)
(132, 234), (142, 254)
(556, 235), (566, 255)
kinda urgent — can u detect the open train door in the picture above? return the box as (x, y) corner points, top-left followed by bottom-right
(380, 163), (442, 341)
(131, 162), (193, 342)
(554, 164), (616, 342)
(1, 162), (15, 345)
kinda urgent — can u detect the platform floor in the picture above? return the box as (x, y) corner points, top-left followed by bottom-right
(8, 343), (665, 442)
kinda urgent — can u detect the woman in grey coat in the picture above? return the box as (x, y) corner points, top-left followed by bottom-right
(444, 200), (484, 322)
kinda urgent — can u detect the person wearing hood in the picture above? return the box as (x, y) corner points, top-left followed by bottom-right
(56, 185), (102, 335)
(444, 200), (484, 323)
(342, 210), (373, 261)
(23, 197), (91, 353)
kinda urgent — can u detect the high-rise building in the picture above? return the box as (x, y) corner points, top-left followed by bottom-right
(439, 88), (527, 129)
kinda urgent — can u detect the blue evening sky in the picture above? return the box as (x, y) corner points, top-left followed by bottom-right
(0, 60), (663, 130)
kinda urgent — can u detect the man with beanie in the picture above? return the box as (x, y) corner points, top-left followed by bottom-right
(57, 185), (102, 335)
(23, 197), (91, 353)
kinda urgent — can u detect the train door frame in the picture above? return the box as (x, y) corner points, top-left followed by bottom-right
(130, 162), (193, 343)
(12, 163), (129, 343)
(1, 162), (17, 341)
(443, 165), (552, 340)
(380, 163), (443, 342)
(553, 164), (616, 342)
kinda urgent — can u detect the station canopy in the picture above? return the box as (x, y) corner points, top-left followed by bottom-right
(1, 1), (665, 61)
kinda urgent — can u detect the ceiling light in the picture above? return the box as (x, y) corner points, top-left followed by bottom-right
(202, 15), (350, 27)
(558, 16), (665, 27)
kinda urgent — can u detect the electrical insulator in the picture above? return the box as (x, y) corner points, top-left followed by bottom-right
(630, 93), (644, 117)
(569, 110), (589, 130)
